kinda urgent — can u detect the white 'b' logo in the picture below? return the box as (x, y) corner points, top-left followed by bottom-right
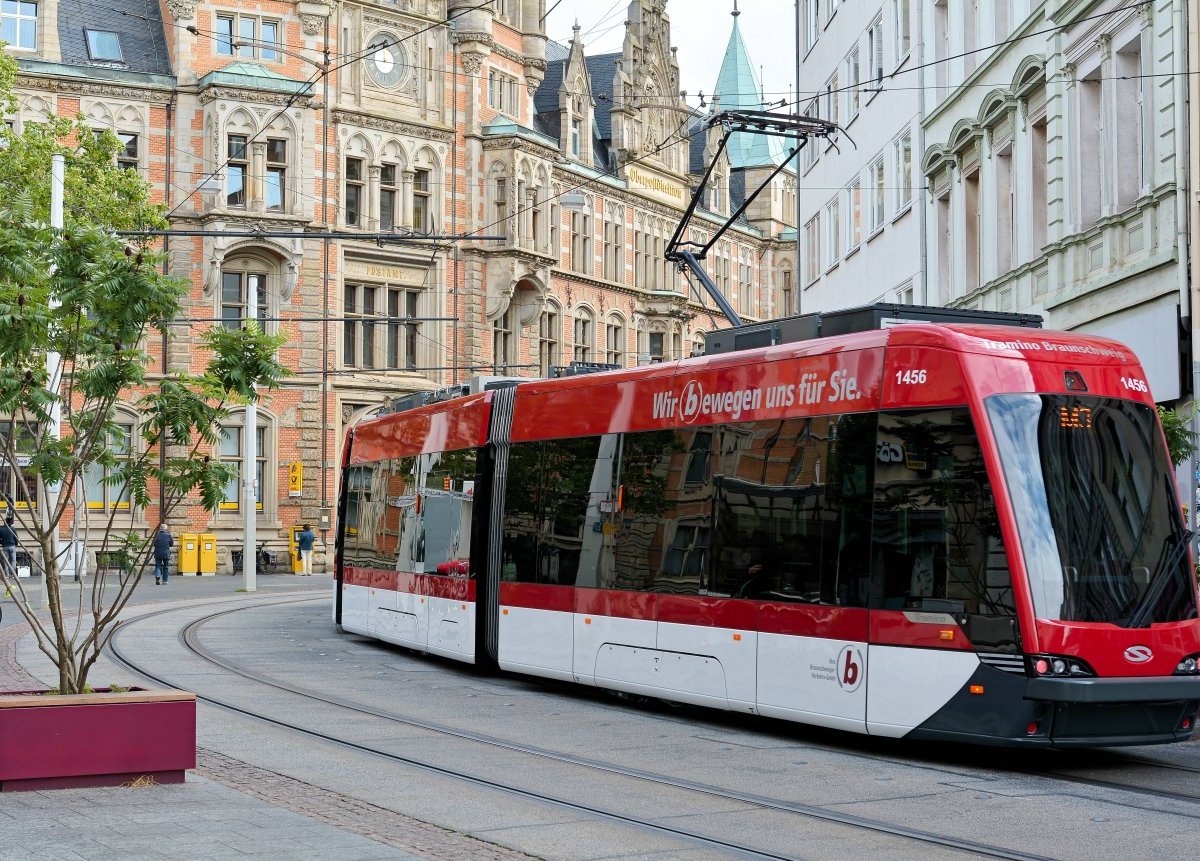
(679, 380), (703, 424)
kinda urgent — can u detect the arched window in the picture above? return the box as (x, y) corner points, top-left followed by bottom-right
(217, 410), (274, 517)
(493, 303), (516, 372)
(691, 331), (706, 358)
(342, 135), (374, 228)
(412, 147), (440, 234)
(219, 252), (276, 332)
(538, 300), (561, 376)
(779, 263), (794, 316)
(573, 307), (594, 363)
(605, 314), (625, 367)
(84, 411), (137, 512)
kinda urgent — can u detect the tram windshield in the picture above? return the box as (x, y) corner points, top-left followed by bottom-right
(987, 394), (1197, 627)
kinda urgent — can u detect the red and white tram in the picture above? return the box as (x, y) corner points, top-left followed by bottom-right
(335, 314), (1200, 746)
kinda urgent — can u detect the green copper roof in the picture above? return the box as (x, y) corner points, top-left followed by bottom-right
(198, 62), (312, 95)
(713, 16), (785, 168)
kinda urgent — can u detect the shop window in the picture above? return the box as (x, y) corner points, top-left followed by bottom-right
(0, 420), (38, 509)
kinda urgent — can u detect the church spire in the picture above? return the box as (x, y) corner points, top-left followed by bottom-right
(712, 8), (785, 168)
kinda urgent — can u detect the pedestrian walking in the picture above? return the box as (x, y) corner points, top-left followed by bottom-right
(153, 522), (173, 585)
(0, 515), (17, 583)
(297, 524), (317, 576)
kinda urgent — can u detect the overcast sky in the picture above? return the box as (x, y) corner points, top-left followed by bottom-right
(543, 0), (797, 112)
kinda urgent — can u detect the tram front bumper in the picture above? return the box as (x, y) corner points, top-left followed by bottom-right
(1023, 676), (1199, 747)
(1025, 675), (1200, 703)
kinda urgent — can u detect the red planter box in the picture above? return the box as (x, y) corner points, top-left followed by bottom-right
(0, 689), (196, 791)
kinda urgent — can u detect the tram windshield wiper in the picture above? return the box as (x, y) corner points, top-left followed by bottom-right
(1123, 526), (1194, 629)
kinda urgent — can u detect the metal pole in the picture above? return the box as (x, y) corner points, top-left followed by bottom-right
(794, 0), (802, 315)
(242, 281), (257, 593)
(321, 12), (332, 559)
(40, 153), (65, 609)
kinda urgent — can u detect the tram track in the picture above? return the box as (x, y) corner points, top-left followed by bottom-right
(109, 598), (1058, 861)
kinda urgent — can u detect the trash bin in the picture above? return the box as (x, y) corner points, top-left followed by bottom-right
(199, 533), (217, 575)
(178, 533), (199, 576)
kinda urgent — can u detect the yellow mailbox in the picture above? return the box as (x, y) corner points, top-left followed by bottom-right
(199, 533), (217, 575)
(178, 533), (199, 575)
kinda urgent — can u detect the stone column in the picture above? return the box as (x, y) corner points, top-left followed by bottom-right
(367, 165), (382, 231)
(250, 141), (266, 212)
(401, 169), (415, 230)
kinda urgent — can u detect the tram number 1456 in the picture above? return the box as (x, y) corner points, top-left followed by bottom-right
(895, 369), (928, 385)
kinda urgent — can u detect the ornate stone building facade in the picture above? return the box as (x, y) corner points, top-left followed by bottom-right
(3, 0), (793, 569)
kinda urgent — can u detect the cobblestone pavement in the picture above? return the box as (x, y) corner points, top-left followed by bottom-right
(196, 748), (537, 861)
(0, 580), (543, 861)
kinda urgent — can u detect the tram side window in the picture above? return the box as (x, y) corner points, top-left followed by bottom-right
(398, 448), (477, 575)
(712, 415), (876, 606)
(871, 408), (1016, 623)
(501, 436), (605, 586)
(607, 429), (701, 593)
(341, 464), (374, 568)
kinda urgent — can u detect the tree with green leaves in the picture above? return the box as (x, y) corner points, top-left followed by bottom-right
(0, 51), (289, 694)
(1157, 404), (1199, 467)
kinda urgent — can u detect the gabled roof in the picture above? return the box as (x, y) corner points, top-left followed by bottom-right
(584, 53), (620, 141)
(712, 15), (785, 168)
(57, 0), (172, 77)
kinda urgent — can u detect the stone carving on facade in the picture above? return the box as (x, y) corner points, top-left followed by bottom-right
(199, 87), (311, 108)
(460, 52), (485, 76)
(332, 109), (452, 142)
(202, 235), (304, 303)
(298, 0), (336, 35)
(17, 74), (172, 104)
(452, 30), (494, 49)
(165, 0), (197, 20)
(484, 256), (551, 323)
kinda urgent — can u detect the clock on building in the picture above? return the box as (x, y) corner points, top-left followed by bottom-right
(366, 36), (405, 88)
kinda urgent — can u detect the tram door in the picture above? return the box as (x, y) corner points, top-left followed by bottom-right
(865, 408), (1015, 737)
(719, 414), (874, 733)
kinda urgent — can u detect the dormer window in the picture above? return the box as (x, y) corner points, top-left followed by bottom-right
(85, 29), (122, 62)
(570, 119), (581, 156)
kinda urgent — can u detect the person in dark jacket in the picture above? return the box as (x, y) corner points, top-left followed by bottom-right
(0, 515), (17, 583)
(153, 523), (173, 585)
(297, 525), (317, 576)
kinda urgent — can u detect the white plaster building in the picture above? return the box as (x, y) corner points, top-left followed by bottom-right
(920, 0), (1191, 404)
(795, 0), (923, 313)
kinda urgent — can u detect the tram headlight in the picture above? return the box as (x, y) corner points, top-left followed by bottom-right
(1174, 654), (1200, 676)
(1028, 654), (1095, 678)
